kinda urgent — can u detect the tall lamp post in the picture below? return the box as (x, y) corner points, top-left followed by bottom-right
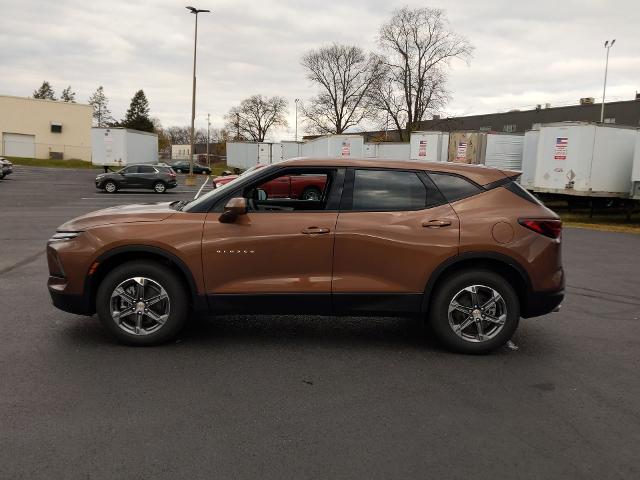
(186, 5), (210, 186)
(294, 98), (300, 142)
(600, 39), (615, 123)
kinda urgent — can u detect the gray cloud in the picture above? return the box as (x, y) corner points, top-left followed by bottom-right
(1, 0), (638, 139)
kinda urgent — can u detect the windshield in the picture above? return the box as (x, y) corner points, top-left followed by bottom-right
(183, 163), (275, 212)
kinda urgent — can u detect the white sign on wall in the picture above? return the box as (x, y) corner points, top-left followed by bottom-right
(554, 137), (568, 160)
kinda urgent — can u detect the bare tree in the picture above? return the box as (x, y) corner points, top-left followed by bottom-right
(224, 95), (288, 142)
(300, 44), (384, 135)
(371, 7), (473, 141)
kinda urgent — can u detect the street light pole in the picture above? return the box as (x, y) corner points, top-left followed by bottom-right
(186, 6), (210, 186)
(294, 98), (299, 142)
(206, 113), (210, 168)
(600, 39), (615, 123)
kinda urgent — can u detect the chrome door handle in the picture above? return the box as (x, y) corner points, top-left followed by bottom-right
(422, 219), (452, 228)
(301, 227), (330, 234)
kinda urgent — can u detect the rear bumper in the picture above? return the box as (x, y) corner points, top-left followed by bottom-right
(521, 289), (564, 318)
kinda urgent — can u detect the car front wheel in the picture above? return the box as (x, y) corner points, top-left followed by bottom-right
(95, 261), (189, 345)
(153, 181), (166, 193)
(428, 270), (520, 354)
(104, 181), (117, 193)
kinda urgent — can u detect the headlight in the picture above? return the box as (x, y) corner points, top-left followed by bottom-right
(48, 232), (83, 243)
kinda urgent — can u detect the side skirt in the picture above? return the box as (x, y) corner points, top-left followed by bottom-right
(206, 293), (423, 316)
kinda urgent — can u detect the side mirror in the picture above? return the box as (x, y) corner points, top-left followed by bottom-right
(219, 197), (247, 223)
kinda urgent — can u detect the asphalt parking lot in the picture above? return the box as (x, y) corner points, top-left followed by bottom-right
(1, 166), (639, 479)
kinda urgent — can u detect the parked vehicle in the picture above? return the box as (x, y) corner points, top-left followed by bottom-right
(48, 158), (563, 354)
(170, 161), (212, 175)
(95, 164), (177, 193)
(212, 163), (267, 188)
(0, 157), (13, 179)
(214, 164), (325, 200)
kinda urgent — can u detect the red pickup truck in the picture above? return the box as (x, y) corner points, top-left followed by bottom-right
(214, 165), (327, 200)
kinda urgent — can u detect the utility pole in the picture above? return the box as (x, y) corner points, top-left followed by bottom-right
(186, 6), (210, 186)
(600, 39), (616, 123)
(294, 98), (300, 142)
(206, 113), (210, 167)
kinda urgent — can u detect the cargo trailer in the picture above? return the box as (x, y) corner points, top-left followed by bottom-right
(301, 135), (364, 158)
(521, 128), (540, 190)
(532, 122), (636, 198)
(447, 131), (523, 168)
(91, 127), (158, 167)
(363, 142), (410, 160)
(630, 130), (640, 200)
(410, 131), (449, 162)
(226, 142), (260, 169)
(281, 141), (304, 161)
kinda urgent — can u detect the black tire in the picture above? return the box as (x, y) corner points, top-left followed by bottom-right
(428, 269), (520, 354)
(104, 181), (118, 193)
(153, 181), (166, 193)
(301, 187), (322, 201)
(96, 260), (189, 346)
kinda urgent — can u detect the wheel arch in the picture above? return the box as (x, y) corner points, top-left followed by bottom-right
(422, 252), (532, 314)
(85, 245), (205, 314)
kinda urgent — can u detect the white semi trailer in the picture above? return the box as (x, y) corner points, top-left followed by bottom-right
(532, 122), (636, 198)
(91, 127), (158, 167)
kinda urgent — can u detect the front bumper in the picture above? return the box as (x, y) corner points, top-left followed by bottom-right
(48, 279), (94, 315)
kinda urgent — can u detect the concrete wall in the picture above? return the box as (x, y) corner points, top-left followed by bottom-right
(0, 95), (92, 161)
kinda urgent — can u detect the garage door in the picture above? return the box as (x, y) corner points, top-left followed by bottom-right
(3, 133), (36, 158)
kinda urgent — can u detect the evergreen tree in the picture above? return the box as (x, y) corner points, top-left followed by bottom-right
(88, 86), (114, 127)
(61, 86), (76, 103)
(121, 90), (154, 132)
(33, 81), (56, 100)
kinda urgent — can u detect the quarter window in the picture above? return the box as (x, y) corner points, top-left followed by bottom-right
(429, 173), (482, 202)
(351, 169), (430, 211)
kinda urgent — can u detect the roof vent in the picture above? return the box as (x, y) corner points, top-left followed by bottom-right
(580, 97), (595, 105)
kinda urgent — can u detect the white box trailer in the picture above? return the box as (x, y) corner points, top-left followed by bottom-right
(226, 141), (260, 169)
(484, 133), (524, 171)
(280, 141), (304, 161)
(533, 122), (636, 197)
(521, 128), (540, 189)
(363, 142), (411, 160)
(630, 130), (640, 199)
(410, 131), (449, 162)
(301, 135), (364, 158)
(91, 127), (158, 167)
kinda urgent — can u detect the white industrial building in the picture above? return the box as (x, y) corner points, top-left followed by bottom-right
(0, 95), (92, 161)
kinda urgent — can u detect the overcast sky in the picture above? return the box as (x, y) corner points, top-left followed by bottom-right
(1, 0), (639, 140)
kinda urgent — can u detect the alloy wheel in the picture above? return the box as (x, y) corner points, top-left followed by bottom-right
(109, 277), (170, 336)
(447, 285), (507, 343)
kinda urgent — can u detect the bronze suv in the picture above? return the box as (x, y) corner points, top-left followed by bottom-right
(48, 158), (564, 353)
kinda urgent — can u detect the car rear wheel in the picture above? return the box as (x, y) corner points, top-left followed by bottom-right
(301, 187), (321, 201)
(153, 181), (166, 193)
(104, 181), (117, 193)
(428, 270), (520, 354)
(96, 261), (189, 346)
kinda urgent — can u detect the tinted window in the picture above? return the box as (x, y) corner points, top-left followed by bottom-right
(429, 173), (482, 202)
(245, 170), (333, 212)
(138, 165), (156, 174)
(121, 166), (138, 174)
(352, 170), (427, 211)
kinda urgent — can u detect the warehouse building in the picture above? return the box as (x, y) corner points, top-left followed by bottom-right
(0, 95), (93, 161)
(414, 96), (640, 134)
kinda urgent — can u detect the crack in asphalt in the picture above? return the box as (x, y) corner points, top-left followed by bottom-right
(566, 284), (640, 306)
(0, 250), (45, 277)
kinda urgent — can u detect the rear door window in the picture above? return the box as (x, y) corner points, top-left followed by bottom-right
(138, 165), (156, 174)
(350, 169), (428, 211)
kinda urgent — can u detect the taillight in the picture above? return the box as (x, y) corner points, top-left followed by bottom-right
(518, 219), (562, 239)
